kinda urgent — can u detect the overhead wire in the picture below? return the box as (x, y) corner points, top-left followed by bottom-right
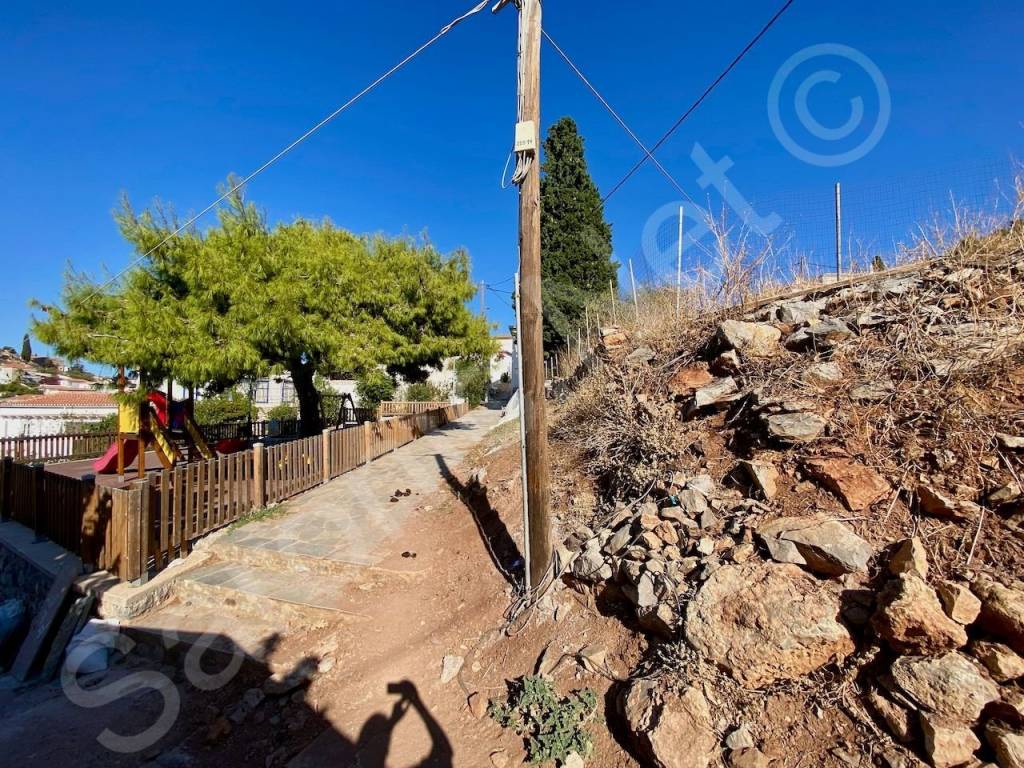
(600, 0), (797, 204)
(81, 0), (493, 304)
(541, 28), (718, 265)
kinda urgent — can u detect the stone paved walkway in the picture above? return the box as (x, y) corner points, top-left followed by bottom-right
(219, 406), (503, 568)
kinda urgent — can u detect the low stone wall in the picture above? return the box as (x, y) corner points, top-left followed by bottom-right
(0, 538), (53, 619)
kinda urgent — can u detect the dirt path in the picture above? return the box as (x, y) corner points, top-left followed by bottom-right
(0, 408), (640, 768)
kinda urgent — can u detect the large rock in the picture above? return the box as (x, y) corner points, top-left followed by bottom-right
(692, 377), (741, 410)
(970, 641), (1024, 683)
(918, 485), (981, 521)
(716, 320), (782, 357)
(684, 563), (854, 687)
(803, 458), (889, 511)
(620, 680), (716, 768)
(986, 721), (1024, 768)
(779, 519), (872, 576)
(872, 574), (968, 655)
(889, 652), (1000, 724)
(866, 688), (916, 743)
(763, 412), (828, 443)
(935, 581), (982, 626)
(972, 576), (1024, 653)
(889, 537), (929, 580)
(757, 515), (871, 576)
(920, 713), (981, 768)
(669, 366), (715, 397)
(738, 460), (779, 500)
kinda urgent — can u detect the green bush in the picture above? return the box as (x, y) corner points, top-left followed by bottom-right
(65, 413), (118, 434)
(355, 369), (395, 410)
(404, 381), (446, 402)
(265, 403), (298, 421)
(454, 356), (489, 407)
(194, 390), (256, 425)
(488, 676), (597, 764)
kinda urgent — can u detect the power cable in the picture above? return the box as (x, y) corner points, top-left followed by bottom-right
(542, 29), (696, 207)
(600, 0), (797, 204)
(541, 28), (717, 265)
(82, 0), (492, 303)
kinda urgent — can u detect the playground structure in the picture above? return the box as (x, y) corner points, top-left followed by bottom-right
(92, 389), (219, 477)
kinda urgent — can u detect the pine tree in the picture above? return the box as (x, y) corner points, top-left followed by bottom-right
(540, 117), (616, 350)
(20, 333), (31, 362)
(32, 180), (494, 435)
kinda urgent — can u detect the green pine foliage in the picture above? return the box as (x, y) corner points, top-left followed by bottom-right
(488, 675), (597, 764)
(540, 117), (617, 351)
(454, 355), (489, 407)
(32, 179), (493, 435)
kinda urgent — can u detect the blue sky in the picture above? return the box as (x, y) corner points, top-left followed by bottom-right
(2, 1), (1021, 354)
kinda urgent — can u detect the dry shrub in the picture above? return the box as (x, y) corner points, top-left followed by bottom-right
(553, 366), (680, 499)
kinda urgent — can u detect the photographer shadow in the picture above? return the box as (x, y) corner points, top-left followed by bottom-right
(293, 678), (453, 768)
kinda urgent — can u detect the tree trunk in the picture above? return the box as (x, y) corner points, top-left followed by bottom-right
(290, 360), (322, 436)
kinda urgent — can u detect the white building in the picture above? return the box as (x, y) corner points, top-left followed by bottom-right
(0, 390), (117, 438)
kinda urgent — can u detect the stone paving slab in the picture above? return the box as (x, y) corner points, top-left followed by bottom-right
(181, 561), (360, 614)
(220, 407), (501, 567)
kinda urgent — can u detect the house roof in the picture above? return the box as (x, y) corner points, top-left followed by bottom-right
(0, 390), (117, 409)
(0, 359), (35, 371)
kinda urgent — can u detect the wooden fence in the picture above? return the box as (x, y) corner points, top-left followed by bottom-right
(0, 403), (468, 582)
(378, 400), (455, 417)
(0, 418), (304, 464)
(0, 431), (117, 463)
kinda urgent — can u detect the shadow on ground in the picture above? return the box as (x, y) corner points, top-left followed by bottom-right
(0, 627), (452, 768)
(434, 453), (523, 589)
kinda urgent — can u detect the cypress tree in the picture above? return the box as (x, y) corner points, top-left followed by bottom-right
(20, 333), (32, 362)
(540, 117), (616, 350)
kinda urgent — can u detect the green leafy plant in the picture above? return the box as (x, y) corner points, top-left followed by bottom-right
(355, 369), (395, 410)
(403, 381), (446, 402)
(194, 390), (256, 425)
(454, 356), (489, 408)
(265, 403), (298, 421)
(488, 675), (597, 765)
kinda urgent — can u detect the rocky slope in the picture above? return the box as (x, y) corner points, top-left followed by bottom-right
(551, 240), (1024, 768)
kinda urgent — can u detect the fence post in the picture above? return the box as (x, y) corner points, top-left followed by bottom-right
(0, 457), (10, 522)
(835, 181), (843, 280)
(124, 479), (150, 584)
(31, 463), (44, 541)
(253, 442), (266, 509)
(363, 422), (372, 465)
(322, 428), (332, 483)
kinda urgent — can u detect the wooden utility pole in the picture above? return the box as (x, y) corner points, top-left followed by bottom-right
(498, 0), (549, 590)
(480, 280), (487, 317)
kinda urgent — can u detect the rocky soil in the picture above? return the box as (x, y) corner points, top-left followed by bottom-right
(549, 241), (1024, 768)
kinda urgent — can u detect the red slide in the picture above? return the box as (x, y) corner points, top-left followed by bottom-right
(92, 439), (138, 474)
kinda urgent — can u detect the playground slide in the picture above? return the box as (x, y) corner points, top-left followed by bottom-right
(92, 439), (139, 474)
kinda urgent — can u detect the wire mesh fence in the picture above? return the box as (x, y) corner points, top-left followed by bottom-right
(547, 153), (1023, 380)
(631, 154), (1021, 289)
